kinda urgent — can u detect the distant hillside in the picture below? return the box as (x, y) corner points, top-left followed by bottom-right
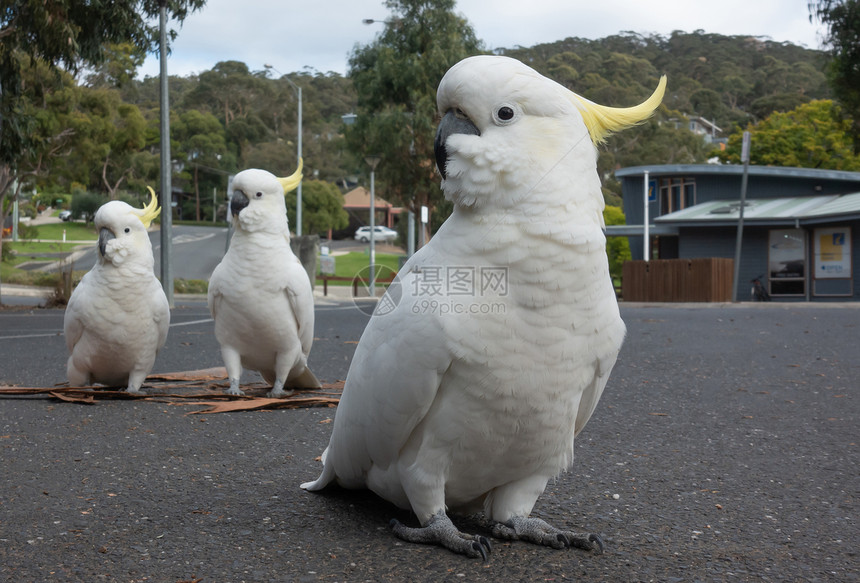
(498, 31), (830, 132)
(494, 31), (830, 202)
(54, 31), (830, 211)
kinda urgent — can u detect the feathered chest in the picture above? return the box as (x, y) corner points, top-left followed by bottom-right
(217, 233), (296, 291)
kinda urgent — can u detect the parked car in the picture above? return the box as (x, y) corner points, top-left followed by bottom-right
(59, 210), (73, 221)
(354, 225), (398, 243)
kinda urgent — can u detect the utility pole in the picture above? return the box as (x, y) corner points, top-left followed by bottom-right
(643, 170), (650, 260)
(731, 131), (751, 303)
(158, 0), (174, 307)
(365, 156), (381, 298)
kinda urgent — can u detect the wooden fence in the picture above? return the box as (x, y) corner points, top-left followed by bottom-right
(621, 258), (734, 302)
(319, 273), (397, 297)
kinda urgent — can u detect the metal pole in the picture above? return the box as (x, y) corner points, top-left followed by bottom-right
(369, 168), (376, 297)
(407, 210), (415, 258)
(732, 131), (751, 303)
(11, 191), (18, 242)
(296, 86), (302, 237)
(643, 170), (649, 261)
(158, 2), (174, 307)
(365, 156), (381, 297)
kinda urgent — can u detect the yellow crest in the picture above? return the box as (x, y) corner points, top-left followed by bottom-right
(136, 187), (162, 228)
(572, 76), (667, 145)
(276, 158), (304, 193)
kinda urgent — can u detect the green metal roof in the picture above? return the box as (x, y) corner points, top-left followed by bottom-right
(616, 164), (860, 184)
(654, 193), (860, 226)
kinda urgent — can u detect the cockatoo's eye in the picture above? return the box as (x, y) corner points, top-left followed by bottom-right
(255, 192), (263, 198)
(124, 227), (131, 233)
(454, 108), (469, 121)
(492, 103), (520, 126)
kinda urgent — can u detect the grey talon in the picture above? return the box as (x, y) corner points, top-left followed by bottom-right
(589, 533), (605, 554)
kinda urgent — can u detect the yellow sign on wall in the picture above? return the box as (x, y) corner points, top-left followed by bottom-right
(814, 227), (851, 279)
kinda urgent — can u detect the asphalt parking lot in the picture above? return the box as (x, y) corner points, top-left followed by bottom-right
(0, 299), (857, 582)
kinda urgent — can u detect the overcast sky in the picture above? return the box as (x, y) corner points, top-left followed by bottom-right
(138, 0), (827, 79)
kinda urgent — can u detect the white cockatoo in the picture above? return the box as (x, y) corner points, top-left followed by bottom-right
(64, 189), (170, 393)
(303, 56), (666, 559)
(207, 161), (320, 398)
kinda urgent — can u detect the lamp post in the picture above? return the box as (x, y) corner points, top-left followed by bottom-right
(264, 64), (303, 236)
(732, 131), (752, 303)
(158, 0), (174, 308)
(365, 155), (381, 298)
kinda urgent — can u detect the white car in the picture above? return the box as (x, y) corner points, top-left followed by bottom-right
(59, 210), (73, 221)
(354, 226), (397, 243)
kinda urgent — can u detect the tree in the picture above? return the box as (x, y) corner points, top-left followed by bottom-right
(346, 0), (482, 242)
(719, 99), (860, 170)
(183, 61), (271, 164)
(0, 0), (204, 166)
(286, 180), (349, 236)
(70, 190), (107, 226)
(810, 0), (860, 152)
(68, 87), (148, 198)
(0, 0), (205, 299)
(0, 56), (82, 230)
(172, 109), (229, 220)
(603, 205), (631, 283)
(85, 43), (147, 90)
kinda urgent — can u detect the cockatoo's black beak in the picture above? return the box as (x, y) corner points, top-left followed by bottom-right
(230, 191), (250, 216)
(434, 109), (480, 179)
(98, 227), (115, 257)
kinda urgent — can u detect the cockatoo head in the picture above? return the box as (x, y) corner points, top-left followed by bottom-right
(95, 187), (160, 267)
(434, 55), (666, 210)
(229, 161), (302, 234)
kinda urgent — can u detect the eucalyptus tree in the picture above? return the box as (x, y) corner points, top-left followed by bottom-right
(172, 109), (230, 220)
(183, 61), (271, 164)
(810, 0), (860, 152)
(286, 179), (349, 237)
(0, 0), (205, 297)
(345, 0), (482, 240)
(720, 99), (860, 170)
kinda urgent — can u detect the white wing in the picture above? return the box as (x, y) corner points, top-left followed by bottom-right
(282, 255), (315, 356)
(304, 263), (451, 490)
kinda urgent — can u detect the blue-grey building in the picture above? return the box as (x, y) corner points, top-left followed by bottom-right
(612, 164), (860, 301)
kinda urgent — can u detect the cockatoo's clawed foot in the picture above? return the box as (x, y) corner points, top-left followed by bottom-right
(583, 533), (605, 554)
(390, 514), (492, 561)
(266, 388), (294, 399)
(224, 379), (245, 396)
(124, 387), (144, 394)
(492, 516), (604, 554)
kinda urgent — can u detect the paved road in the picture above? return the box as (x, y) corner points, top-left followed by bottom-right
(61, 225), (231, 282)
(0, 302), (857, 581)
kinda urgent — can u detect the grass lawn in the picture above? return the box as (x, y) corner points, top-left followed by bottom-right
(1, 222), (94, 287)
(34, 222), (98, 241)
(6, 240), (90, 255)
(317, 252), (402, 285)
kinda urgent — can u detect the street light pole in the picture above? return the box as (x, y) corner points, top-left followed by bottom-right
(295, 82), (302, 236)
(158, 0), (174, 308)
(264, 64), (302, 236)
(732, 131), (752, 303)
(365, 156), (381, 298)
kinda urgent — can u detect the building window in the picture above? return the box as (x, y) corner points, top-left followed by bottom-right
(768, 229), (806, 296)
(658, 178), (696, 215)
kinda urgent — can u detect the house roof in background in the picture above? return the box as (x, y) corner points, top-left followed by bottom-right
(342, 187), (394, 208)
(654, 193), (860, 226)
(615, 164), (860, 184)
